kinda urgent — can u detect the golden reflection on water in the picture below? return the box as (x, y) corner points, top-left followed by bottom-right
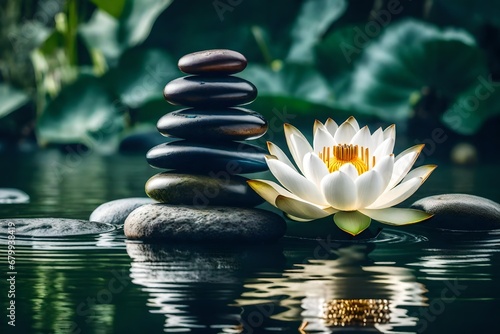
(236, 244), (427, 333)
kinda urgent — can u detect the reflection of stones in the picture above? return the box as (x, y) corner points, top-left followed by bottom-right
(163, 76), (257, 108)
(145, 172), (264, 207)
(89, 197), (156, 224)
(412, 194), (500, 230)
(0, 218), (115, 237)
(124, 204), (286, 242)
(0, 188), (29, 204)
(156, 107), (267, 141)
(125, 242), (285, 331)
(146, 140), (267, 173)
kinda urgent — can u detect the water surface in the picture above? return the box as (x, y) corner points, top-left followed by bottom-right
(1, 150), (499, 333)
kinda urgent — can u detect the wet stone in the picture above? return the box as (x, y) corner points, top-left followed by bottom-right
(178, 49), (247, 75)
(0, 188), (29, 204)
(146, 140), (268, 173)
(89, 197), (156, 224)
(0, 218), (115, 237)
(163, 76), (257, 108)
(156, 107), (267, 141)
(411, 194), (500, 231)
(124, 204), (286, 242)
(145, 172), (264, 207)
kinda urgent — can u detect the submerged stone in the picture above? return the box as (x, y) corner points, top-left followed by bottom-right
(163, 76), (257, 107)
(145, 172), (264, 207)
(0, 188), (29, 204)
(157, 107), (267, 141)
(0, 218), (115, 237)
(411, 194), (500, 230)
(124, 204), (286, 242)
(89, 197), (156, 224)
(178, 49), (247, 75)
(146, 140), (268, 173)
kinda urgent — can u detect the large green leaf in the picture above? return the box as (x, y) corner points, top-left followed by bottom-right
(91, 0), (126, 18)
(239, 63), (333, 104)
(442, 84), (500, 135)
(287, 0), (347, 63)
(79, 0), (173, 62)
(0, 84), (30, 118)
(105, 48), (178, 108)
(341, 19), (488, 121)
(37, 75), (125, 151)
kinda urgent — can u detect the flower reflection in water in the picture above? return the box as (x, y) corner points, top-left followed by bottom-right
(236, 244), (427, 333)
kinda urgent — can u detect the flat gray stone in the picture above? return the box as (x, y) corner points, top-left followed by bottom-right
(0, 218), (115, 237)
(411, 194), (500, 230)
(0, 188), (29, 204)
(124, 204), (286, 242)
(90, 197), (156, 224)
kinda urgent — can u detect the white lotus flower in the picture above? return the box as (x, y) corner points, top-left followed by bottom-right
(248, 116), (436, 236)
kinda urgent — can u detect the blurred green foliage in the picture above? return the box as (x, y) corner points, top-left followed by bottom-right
(1, 0), (500, 150)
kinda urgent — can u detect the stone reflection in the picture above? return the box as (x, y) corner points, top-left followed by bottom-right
(125, 241), (286, 332)
(236, 243), (427, 333)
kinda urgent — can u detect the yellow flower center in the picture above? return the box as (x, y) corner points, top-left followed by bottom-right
(319, 144), (373, 175)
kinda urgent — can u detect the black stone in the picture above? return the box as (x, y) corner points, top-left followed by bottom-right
(163, 76), (257, 108)
(145, 172), (264, 207)
(178, 49), (247, 75)
(411, 194), (500, 230)
(124, 204), (286, 242)
(146, 140), (268, 173)
(156, 107), (267, 141)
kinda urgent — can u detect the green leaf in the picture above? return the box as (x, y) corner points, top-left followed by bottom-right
(37, 75), (125, 151)
(334, 211), (371, 236)
(119, 0), (173, 47)
(315, 24), (361, 77)
(442, 84), (500, 135)
(341, 19), (488, 121)
(239, 63), (333, 104)
(79, 0), (173, 61)
(105, 48), (178, 108)
(287, 0), (347, 63)
(0, 84), (30, 119)
(91, 0), (126, 18)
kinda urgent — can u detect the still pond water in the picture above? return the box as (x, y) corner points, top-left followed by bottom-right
(0, 150), (499, 334)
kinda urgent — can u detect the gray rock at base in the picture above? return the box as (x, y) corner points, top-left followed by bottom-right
(124, 204), (286, 242)
(0, 218), (115, 237)
(411, 194), (500, 230)
(0, 188), (29, 204)
(90, 197), (156, 224)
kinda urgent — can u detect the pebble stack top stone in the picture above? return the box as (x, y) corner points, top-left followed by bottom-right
(178, 49), (248, 75)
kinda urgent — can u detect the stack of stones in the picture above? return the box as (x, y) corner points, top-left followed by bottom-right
(124, 49), (286, 242)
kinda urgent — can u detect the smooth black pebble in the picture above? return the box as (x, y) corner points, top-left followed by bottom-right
(157, 107), (267, 141)
(146, 140), (268, 173)
(163, 76), (257, 108)
(178, 49), (247, 75)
